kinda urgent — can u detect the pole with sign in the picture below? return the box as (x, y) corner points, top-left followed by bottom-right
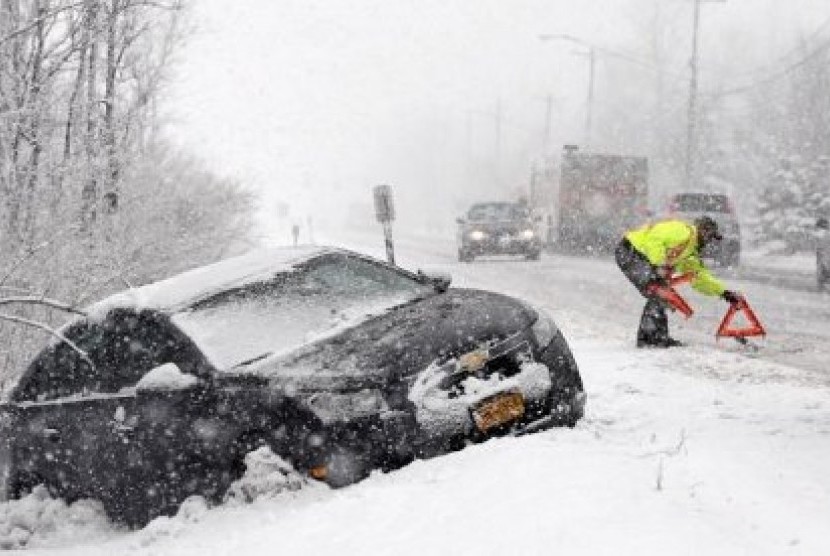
(373, 184), (396, 265)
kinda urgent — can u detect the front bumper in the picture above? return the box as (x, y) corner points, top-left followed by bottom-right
(462, 236), (541, 255)
(409, 330), (584, 445)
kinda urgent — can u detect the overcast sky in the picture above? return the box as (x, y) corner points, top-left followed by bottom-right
(166, 0), (830, 240)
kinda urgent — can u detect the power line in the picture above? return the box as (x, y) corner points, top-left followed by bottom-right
(718, 14), (830, 82)
(704, 31), (830, 99)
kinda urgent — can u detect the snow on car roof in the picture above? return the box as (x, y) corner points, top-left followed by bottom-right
(84, 245), (335, 319)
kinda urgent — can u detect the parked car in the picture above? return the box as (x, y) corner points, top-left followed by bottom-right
(817, 217), (830, 291)
(0, 247), (585, 526)
(666, 192), (741, 266)
(457, 202), (542, 262)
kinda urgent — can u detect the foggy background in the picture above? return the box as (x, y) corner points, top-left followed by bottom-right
(166, 0), (829, 242)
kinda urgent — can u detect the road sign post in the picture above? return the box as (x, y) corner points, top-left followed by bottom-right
(373, 185), (396, 265)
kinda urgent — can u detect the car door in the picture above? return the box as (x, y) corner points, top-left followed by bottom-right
(8, 310), (213, 520)
(8, 319), (143, 504)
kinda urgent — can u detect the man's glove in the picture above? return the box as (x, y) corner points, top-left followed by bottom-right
(722, 290), (741, 304)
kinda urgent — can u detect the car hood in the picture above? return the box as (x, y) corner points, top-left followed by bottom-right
(228, 288), (536, 394)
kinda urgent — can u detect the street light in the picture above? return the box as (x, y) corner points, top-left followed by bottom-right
(539, 33), (596, 147)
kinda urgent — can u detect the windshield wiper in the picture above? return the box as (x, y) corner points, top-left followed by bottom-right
(234, 351), (273, 368)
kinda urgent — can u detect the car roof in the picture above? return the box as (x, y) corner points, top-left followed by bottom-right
(83, 245), (336, 319)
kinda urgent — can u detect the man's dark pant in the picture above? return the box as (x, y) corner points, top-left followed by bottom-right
(614, 238), (669, 346)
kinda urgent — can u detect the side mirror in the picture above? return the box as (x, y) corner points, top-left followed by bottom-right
(417, 270), (452, 293)
(817, 217), (829, 230)
(136, 363), (202, 393)
(456, 218), (466, 225)
(533, 215), (542, 223)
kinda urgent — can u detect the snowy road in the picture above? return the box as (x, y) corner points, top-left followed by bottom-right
(376, 233), (830, 385)
(3, 236), (830, 554)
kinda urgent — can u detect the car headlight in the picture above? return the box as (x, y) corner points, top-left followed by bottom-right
(469, 230), (487, 241)
(531, 308), (557, 348)
(520, 229), (535, 239)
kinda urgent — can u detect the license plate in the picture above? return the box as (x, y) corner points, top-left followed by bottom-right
(472, 391), (525, 432)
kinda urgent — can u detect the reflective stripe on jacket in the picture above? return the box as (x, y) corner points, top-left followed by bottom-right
(624, 219), (725, 297)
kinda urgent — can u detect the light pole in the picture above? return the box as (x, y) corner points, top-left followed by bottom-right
(539, 33), (596, 147)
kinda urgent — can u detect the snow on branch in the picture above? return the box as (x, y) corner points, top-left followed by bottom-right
(0, 313), (93, 370)
(0, 296), (86, 316)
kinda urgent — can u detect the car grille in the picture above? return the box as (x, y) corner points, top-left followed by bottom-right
(439, 335), (532, 398)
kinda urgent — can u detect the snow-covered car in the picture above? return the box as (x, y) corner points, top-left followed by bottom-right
(666, 192), (741, 267)
(0, 246), (584, 526)
(457, 202), (543, 261)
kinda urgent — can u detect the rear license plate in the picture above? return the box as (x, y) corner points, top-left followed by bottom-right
(472, 391), (525, 432)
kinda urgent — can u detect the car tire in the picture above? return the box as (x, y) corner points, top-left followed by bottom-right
(526, 250), (541, 261)
(320, 445), (371, 488)
(458, 249), (473, 263)
(818, 266), (829, 292)
(6, 469), (43, 500)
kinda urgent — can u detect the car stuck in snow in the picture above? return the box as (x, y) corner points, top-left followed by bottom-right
(0, 246), (585, 526)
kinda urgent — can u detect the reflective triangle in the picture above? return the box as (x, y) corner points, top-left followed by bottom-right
(716, 297), (766, 339)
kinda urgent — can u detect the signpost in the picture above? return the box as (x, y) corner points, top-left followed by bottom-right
(373, 184), (396, 265)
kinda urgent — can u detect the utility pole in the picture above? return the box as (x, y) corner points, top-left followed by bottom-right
(538, 34), (596, 148)
(494, 97), (502, 189)
(685, 0), (702, 190)
(685, 0), (726, 189)
(585, 46), (596, 147)
(543, 94), (552, 154)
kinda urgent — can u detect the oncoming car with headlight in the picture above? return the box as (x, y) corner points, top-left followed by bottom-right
(456, 202), (542, 262)
(0, 247), (584, 526)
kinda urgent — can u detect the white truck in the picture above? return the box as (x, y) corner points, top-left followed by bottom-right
(557, 145), (649, 253)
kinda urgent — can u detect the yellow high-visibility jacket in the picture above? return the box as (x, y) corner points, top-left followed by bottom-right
(625, 219), (725, 297)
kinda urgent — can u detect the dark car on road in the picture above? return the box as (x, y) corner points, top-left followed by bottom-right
(0, 247), (585, 526)
(666, 192), (741, 267)
(457, 202), (542, 262)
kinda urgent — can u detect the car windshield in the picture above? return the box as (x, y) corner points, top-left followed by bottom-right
(673, 194), (730, 213)
(171, 253), (434, 370)
(467, 203), (528, 221)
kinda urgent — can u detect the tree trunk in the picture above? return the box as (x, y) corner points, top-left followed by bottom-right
(81, 0), (100, 227)
(103, 0), (119, 212)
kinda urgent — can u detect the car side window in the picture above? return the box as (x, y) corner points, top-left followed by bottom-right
(13, 309), (202, 402)
(302, 254), (429, 299)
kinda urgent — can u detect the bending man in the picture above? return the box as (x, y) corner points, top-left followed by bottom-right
(615, 215), (740, 348)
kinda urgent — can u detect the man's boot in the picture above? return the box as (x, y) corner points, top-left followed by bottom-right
(636, 297), (683, 347)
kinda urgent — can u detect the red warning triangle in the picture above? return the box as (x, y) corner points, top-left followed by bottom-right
(716, 297), (766, 339)
(647, 283), (694, 318)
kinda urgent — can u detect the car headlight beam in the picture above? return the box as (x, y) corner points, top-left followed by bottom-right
(469, 230), (487, 241)
(520, 229), (535, 239)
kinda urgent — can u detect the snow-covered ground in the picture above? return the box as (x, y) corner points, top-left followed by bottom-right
(2, 232), (829, 555)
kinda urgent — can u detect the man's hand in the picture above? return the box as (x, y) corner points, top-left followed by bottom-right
(722, 290), (741, 304)
(647, 267), (668, 289)
(654, 264), (671, 277)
